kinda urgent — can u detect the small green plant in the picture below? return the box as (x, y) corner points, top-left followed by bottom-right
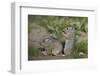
(28, 47), (40, 57)
(72, 40), (88, 58)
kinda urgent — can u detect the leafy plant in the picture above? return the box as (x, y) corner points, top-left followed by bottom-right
(72, 40), (88, 58)
(28, 47), (40, 57)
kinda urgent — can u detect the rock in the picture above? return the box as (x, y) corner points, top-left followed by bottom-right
(28, 24), (50, 48)
(28, 24), (63, 56)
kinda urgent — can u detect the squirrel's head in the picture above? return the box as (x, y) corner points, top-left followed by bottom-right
(62, 26), (75, 39)
(63, 27), (75, 34)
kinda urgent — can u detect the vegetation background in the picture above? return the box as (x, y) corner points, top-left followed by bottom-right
(28, 15), (88, 59)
